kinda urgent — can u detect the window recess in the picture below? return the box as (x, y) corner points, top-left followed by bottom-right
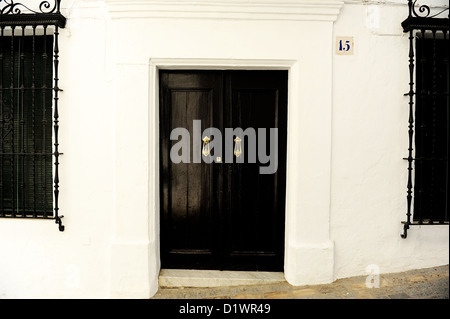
(401, 0), (449, 238)
(0, 1), (65, 231)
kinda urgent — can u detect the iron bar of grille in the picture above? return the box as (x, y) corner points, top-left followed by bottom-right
(0, 16), (64, 230)
(0, 26), (3, 217)
(415, 29), (427, 225)
(19, 24), (24, 217)
(53, 23), (62, 231)
(31, 23), (35, 217)
(445, 30), (449, 224)
(429, 29), (437, 224)
(41, 24), (47, 218)
(9, 25), (15, 218)
(402, 28), (415, 238)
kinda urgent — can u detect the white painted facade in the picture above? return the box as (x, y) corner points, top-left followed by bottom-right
(0, 0), (448, 298)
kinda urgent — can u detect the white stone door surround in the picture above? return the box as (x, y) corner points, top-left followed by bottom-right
(106, 0), (343, 298)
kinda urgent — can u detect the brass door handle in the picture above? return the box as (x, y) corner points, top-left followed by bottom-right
(234, 137), (242, 157)
(202, 136), (211, 156)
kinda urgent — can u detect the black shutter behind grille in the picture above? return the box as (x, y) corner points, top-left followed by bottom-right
(0, 34), (53, 217)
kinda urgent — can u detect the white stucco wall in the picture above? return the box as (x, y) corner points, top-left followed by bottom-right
(0, 0), (448, 299)
(331, 0), (449, 280)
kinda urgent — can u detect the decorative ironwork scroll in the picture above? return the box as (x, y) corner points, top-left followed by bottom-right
(0, 0), (61, 15)
(408, 0), (449, 19)
(0, 0), (65, 27)
(402, 0), (449, 32)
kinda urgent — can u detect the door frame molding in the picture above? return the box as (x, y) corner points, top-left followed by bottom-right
(148, 58), (295, 283)
(148, 57), (335, 295)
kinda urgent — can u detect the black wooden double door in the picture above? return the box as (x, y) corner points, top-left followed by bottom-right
(160, 70), (287, 271)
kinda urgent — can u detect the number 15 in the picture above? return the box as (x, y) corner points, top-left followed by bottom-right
(339, 40), (351, 52)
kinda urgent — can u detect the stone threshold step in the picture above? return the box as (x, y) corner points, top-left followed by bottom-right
(159, 269), (286, 288)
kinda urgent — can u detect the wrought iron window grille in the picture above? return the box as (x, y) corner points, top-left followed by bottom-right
(401, 0), (449, 238)
(0, 1), (65, 231)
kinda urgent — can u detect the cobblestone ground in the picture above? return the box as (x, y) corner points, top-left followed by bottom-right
(152, 265), (449, 299)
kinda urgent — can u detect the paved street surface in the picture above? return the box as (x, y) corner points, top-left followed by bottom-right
(152, 265), (448, 299)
